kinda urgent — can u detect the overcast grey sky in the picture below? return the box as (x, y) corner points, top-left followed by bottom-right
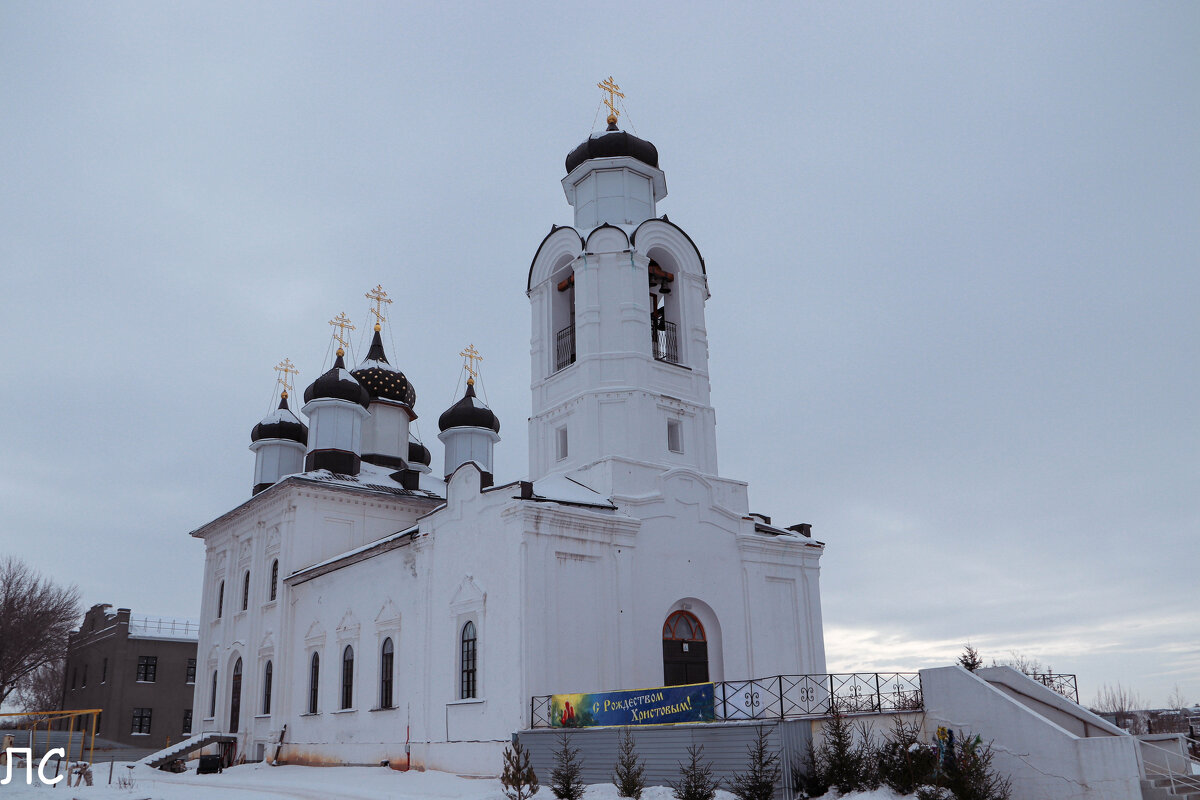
(1, 2), (1196, 708)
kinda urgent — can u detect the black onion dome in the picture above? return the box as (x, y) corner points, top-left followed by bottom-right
(438, 382), (500, 433)
(408, 437), (431, 466)
(250, 393), (308, 444)
(352, 329), (417, 406)
(565, 120), (659, 174)
(303, 352), (370, 408)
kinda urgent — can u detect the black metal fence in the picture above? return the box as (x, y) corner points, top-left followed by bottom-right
(555, 325), (576, 372)
(652, 320), (679, 364)
(1030, 672), (1079, 703)
(529, 672), (922, 728)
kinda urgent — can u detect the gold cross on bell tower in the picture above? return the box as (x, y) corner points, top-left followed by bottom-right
(598, 76), (624, 125)
(365, 284), (392, 331)
(460, 344), (482, 385)
(274, 358), (299, 399)
(328, 312), (355, 356)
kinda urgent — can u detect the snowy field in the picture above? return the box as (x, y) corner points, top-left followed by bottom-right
(0, 761), (910, 800)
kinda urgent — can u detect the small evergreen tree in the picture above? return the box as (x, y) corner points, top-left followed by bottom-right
(941, 733), (1012, 800)
(792, 739), (829, 798)
(501, 740), (540, 800)
(876, 716), (936, 795)
(612, 727), (646, 799)
(669, 743), (718, 800)
(730, 726), (781, 800)
(549, 732), (585, 800)
(814, 703), (876, 793)
(958, 644), (983, 672)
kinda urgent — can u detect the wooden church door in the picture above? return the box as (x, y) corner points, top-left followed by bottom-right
(229, 658), (242, 733)
(662, 610), (709, 685)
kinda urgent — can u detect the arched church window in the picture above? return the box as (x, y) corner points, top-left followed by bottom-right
(341, 645), (354, 710)
(551, 264), (576, 373)
(460, 621), (477, 699)
(242, 571), (250, 611)
(217, 581), (224, 618)
(229, 658), (242, 733)
(269, 560), (278, 602)
(308, 652), (320, 714)
(662, 610), (708, 686)
(380, 638), (394, 709)
(209, 670), (218, 717)
(262, 661), (273, 715)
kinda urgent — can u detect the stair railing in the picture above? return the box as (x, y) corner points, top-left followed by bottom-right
(1138, 737), (1200, 796)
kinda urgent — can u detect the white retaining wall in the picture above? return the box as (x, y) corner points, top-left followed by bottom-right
(921, 666), (1142, 800)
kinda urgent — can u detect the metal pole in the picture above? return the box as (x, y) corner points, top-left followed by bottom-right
(778, 675), (785, 720)
(109, 758), (114, 784)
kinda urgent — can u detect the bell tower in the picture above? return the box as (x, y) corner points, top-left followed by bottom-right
(526, 83), (718, 487)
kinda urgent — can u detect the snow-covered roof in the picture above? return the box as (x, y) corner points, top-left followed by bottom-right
(189, 463), (444, 539)
(525, 474), (616, 509)
(128, 616), (199, 641)
(287, 525), (419, 586)
(294, 461), (444, 499)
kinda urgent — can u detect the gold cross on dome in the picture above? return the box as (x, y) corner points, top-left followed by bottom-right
(460, 344), (482, 381)
(328, 312), (355, 350)
(598, 76), (624, 122)
(274, 358), (299, 395)
(365, 284), (392, 328)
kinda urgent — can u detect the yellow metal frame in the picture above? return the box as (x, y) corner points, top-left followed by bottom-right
(0, 709), (102, 766)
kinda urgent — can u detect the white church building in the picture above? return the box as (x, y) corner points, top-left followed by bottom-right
(189, 108), (827, 775)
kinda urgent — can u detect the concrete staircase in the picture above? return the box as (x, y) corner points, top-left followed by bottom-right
(1138, 735), (1200, 800)
(921, 665), (1143, 800)
(140, 731), (236, 768)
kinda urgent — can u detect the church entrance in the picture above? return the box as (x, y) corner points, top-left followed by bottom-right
(662, 610), (708, 686)
(229, 658), (242, 733)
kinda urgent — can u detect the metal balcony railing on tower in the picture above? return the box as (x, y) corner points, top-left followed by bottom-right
(653, 320), (679, 364)
(555, 325), (576, 372)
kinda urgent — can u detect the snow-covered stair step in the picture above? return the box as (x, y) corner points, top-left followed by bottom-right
(140, 732), (236, 768)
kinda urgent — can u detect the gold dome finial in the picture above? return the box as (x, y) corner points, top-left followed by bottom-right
(459, 343), (483, 385)
(274, 358), (299, 397)
(598, 76), (624, 126)
(365, 284), (392, 330)
(328, 312), (355, 359)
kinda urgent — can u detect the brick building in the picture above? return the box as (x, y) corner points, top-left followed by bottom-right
(62, 604), (198, 749)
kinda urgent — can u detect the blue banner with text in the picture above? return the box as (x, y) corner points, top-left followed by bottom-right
(549, 682), (715, 727)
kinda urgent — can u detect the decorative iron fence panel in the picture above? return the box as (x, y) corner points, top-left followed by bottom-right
(652, 321), (678, 364)
(530, 672), (922, 728)
(555, 325), (576, 372)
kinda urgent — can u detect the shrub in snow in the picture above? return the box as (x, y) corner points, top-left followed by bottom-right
(550, 732), (585, 800)
(811, 703), (878, 795)
(876, 717), (937, 795)
(792, 739), (829, 798)
(668, 743), (719, 800)
(934, 732), (1011, 800)
(729, 726), (781, 800)
(501, 740), (539, 800)
(611, 727), (646, 799)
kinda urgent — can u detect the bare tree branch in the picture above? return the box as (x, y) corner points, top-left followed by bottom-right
(0, 557), (81, 705)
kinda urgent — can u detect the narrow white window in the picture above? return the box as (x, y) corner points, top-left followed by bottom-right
(556, 426), (568, 461)
(667, 419), (683, 454)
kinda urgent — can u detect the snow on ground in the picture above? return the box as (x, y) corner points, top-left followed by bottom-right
(0, 761), (915, 800)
